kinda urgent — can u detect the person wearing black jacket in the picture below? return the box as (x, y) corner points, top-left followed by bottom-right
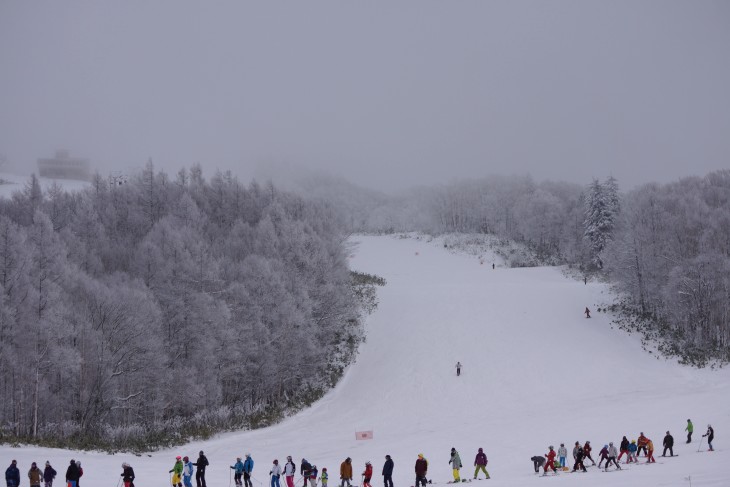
(43, 461), (57, 487)
(5, 460), (20, 487)
(662, 431), (675, 457)
(382, 455), (394, 487)
(703, 425), (715, 451)
(194, 451), (209, 487)
(65, 460), (81, 487)
(572, 448), (587, 473)
(121, 462), (135, 487)
(300, 459), (312, 487)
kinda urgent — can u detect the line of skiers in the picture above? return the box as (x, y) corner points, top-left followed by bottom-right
(532, 423), (716, 476)
(4, 459), (79, 487)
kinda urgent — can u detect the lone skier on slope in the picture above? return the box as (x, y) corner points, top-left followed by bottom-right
(448, 448), (462, 482)
(584, 307), (591, 318)
(455, 362), (462, 377)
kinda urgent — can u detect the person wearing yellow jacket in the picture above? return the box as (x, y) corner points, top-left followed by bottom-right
(170, 456), (184, 487)
(645, 439), (656, 463)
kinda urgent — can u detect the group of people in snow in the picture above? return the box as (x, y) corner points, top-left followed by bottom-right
(168, 451), (209, 487)
(4, 459), (77, 487)
(532, 421), (716, 476)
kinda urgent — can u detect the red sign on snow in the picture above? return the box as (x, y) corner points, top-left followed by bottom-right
(355, 431), (374, 440)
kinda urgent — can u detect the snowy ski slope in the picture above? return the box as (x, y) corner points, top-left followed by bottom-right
(1, 234), (728, 486)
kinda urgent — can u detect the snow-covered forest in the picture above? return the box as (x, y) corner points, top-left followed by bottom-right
(300, 170), (730, 363)
(0, 163), (368, 449)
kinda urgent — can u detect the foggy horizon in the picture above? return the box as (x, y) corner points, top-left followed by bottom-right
(1, 1), (729, 193)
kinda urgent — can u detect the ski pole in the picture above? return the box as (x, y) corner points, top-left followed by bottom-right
(230, 467), (233, 487)
(116, 478), (122, 487)
(697, 436), (704, 452)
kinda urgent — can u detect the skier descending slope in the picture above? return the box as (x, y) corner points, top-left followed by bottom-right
(448, 448), (462, 482)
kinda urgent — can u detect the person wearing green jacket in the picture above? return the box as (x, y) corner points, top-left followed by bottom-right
(170, 456), (184, 487)
(686, 419), (694, 443)
(448, 448), (462, 482)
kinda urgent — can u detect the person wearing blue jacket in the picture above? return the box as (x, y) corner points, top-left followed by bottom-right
(231, 458), (245, 487)
(243, 454), (254, 487)
(5, 460), (20, 487)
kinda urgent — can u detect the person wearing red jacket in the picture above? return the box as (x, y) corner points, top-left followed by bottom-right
(362, 462), (373, 487)
(414, 454), (428, 487)
(543, 446), (557, 475)
(582, 441), (596, 466)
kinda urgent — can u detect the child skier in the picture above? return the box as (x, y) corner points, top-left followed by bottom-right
(543, 446), (557, 475)
(321, 468), (328, 487)
(170, 456), (184, 487)
(597, 445), (609, 468)
(473, 448), (490, 479)
(583, 441), (596, 466)
(646, 438), (656, 463)
(605, 442), (621, 471)
(617, 436), (630, 463)
(310, 465), (318, 487)
(270, 460), (282, 487)
(362, 462), (372, 487)
(231, 457), (244, 487)
(628, 440), (638, 463)
(557, 444), (567, 468)
(572, 447), (587, 473)
(183, 457), (194, 487)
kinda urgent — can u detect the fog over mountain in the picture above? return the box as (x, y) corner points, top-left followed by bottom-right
(1, 1), (729, 191)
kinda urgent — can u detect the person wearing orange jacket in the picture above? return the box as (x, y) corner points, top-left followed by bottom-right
(646, 438), (656, 463)
(361, 462), (373, 487)
(339, 458), (353, 487)
(543, 446), (557, 475)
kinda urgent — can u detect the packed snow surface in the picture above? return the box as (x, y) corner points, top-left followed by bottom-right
(2, 234), (728, 486)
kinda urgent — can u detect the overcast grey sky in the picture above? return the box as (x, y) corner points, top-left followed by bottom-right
(1, 1), (728, 191)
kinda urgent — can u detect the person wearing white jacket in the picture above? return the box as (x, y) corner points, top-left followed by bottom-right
(604, 443), (621, 471)
(557, 444), (568, 468)
(270, 460), (282, 487)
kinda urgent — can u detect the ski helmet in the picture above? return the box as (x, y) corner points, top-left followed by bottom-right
(184, 456), (189, 462)
(323, 468), (327, 472)
(609, 442), (613, 446)
(176, 456), (182, 460)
